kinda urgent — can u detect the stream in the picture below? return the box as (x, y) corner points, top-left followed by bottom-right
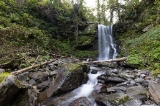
(0, 25), (159, 106)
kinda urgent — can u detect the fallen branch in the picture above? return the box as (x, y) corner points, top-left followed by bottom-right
(82, 57), (127, 64)
(11, 59), (56, 76)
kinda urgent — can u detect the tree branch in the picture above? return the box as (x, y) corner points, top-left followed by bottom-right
(11, 59), (56, 76)
(82, 57), (127, 64)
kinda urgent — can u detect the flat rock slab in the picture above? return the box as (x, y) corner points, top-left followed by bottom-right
(126, 85), (150, 100)
(148, 81), (160, 103)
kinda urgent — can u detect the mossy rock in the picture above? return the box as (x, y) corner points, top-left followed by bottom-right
(62, 63), (89, 76)
(0, 72), (12, 84)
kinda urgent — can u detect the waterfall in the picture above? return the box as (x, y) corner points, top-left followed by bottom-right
(98, 24), (118, 60)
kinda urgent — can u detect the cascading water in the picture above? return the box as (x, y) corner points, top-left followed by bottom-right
(60, 25), (118, 106)
(98, 24), (118, 60)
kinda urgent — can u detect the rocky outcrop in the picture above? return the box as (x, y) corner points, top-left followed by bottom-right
(1, 57), (160, 106)
(38, 63), (89, 103)
(0, 73), (26, 106)
(148, 81), (160, 104)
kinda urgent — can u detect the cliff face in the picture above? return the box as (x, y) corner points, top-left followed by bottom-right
(113, 0), (160, 74)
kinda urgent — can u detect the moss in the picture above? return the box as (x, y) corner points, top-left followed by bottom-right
(0, 72), (12, 83)
(62, 63), (82, 76)
(118, 96), (130, 105)
(152, 69), (160, 77)
(15, 79), (24, 88)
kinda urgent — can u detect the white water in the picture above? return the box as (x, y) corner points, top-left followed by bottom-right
(60, 67), (104, 106)
(61, 24), (117, 105)
(75, 67), (103, 98)
(98, 24), (118, 60)
(73, 67), (104, 106)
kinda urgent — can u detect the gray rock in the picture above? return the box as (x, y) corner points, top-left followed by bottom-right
(37, 80), (50, 91)
(107, 87), (116, 93)
(107, 86), (127, 93)
(17, 72), (28, 81)
(124, 99), (142, 106)
(135, 78), (146, 84)
(28, 71), (48, 82)
(110, 73), (117, 77)
(50, 70), (57, 76)
(157, 74), (160, 78)
(128, 80), (136, 87)
(94, 92), (130, 106)
(38, 63), (89, 103)
(29, 79), (36, 85)
(119, 73), (135, 79)
(41, 90), (78, 106)
(140, 74), (146, 78)
(126, 86), (150, 101)
(69, 97), (92, 106)
(0, 68), (5, 74)
(0, 75), (25, 106)
(111, 69), (119, 74)
(148, 81), (160, 104)
(107, 77), (126, 83)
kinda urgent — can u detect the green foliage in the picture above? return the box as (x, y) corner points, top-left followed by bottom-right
(119, 25), (160, 72)
(0, 1), (6, 10)
(10, 13), (20, 22)
(73, 50), (98, 58)
(0, 0), (97, 70)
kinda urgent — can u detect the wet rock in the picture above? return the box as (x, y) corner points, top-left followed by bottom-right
(127, 80), (136, 87)
(106, 77), (126, 83)
(96, 99), (112, 106)
(126, 86), (150, 101)
(37, 80), (50, 91)
(0, 73), (25, 106)
(157, 74), (160, 78)
(107, 87), (116, 93)
(29, 79), (36, 85)
(91, 69), (98, 74)
(41, 90), (77, 106)
(94, 83), (107, 93)
(119, 73), (135, 79)
(69, 97), (92, 106)
(94, 92), (130, 106)
(38, 63), (89, 103)
(50, 70), (58, 76)
(111, 69), (119, 74)
(98, 75), (126, 83)
(0, 68), (5, 74)
(134, 78), (147, 84)
(140, 74), (146, 78)
(17, 72), (28, 81)
(107, 86), (127, 93)
(124, 99), (142, 106)
(110, 73), (117, 77)
(148, 81), (160, 104)
(28, 71), (48, 83)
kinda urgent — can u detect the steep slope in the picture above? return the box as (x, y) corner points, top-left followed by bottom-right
(115, 0), (160, 75)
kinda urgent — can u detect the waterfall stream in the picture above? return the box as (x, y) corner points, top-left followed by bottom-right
(98, 24), (118, 60)
(70, 25), (118, 104)
(58, 24), (118, 106)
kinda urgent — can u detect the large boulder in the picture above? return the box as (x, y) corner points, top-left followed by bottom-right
(126, 85), (150, 101)
(38, 63), (90, 103)
(0, 72), (26, 106)
(148, 81), (160, 104)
